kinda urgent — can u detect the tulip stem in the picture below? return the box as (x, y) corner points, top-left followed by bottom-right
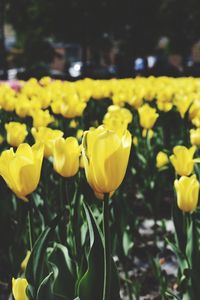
(103, 193), (111, 300)
(28, 210), (33, 250)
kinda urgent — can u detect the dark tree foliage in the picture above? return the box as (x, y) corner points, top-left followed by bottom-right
(5, 0), (200, 55)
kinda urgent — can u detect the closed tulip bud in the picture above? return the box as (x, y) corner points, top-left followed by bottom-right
(170, 145), (200, 176)
(82, 126), (131, 197)
(53, 137), (80, 177)
(156, 151), (169, 169)
(174, 175), (199, 212)
(21, 251), (31, 271)
(138, 104), (159, 129)
(12, 278), (28, 300)
(31, 127), (63, 157)
(5, 122), (28, 147)
(0, 143), (44, 200)
(190, 128), (200, 146)
(133, 136), (138, 146)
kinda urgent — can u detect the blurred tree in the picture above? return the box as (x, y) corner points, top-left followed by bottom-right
(5, 0), (200, 64)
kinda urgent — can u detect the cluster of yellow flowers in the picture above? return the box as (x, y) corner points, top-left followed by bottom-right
(1, 76), (200, 299)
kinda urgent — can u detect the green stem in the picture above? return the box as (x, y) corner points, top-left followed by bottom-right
(28, 208), (33, 250)
(103, 193), (111, 300)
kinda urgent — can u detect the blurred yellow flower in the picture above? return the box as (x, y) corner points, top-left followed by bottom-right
(174, 175), (199, 212)
(156, 151), (169, 169)
(138, 104), (159, 129)
(190, 128), (200, 146)
(5, 122), (28, 147)
(31, 109), (54, 128)
(0, 143), (44, 200)
(31, 127), (63, 157)
(142, 129), (154, 139)
(133, 136), (138, 146)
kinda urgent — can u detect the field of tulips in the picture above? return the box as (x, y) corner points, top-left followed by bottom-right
(1, 76), (200, 300)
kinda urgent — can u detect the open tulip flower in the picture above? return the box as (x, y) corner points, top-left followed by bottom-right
(82, 125), (132, 197)
(0, 143), (44, 200)
(170, 145), (200, 176)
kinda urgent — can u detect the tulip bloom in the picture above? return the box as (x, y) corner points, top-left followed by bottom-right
(82, 126), (131, 197)
(5, 122), (28, 147)
(31, 127), (63, 157)
(138, 104), (159, 129)
(12, 278), (28, 300)
(156, 151), (169, 169)
(174, 175), (199, 212)
(53, 137), (80, 177)
(170, 145), (200, 176)
(190, 128), (200, 146)
(0, 143), (44, 200)
(31, 109), (54, 128)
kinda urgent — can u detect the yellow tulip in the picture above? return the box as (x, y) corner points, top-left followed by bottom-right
(156, 151), (169, 169)
(190, 128), (200, 146)
(12, 278), (28, 300)
(142, 129), (154, 139)
(31, 109), (54, 128)
(0, 143), (44, 200)
(170, 145), (200, 176)
(31, 127), (63, 157)
(0, 134), (4, 145)
(53, 137), (80, 177)
(5, 122), (28, 147)
(138, 104), (159, 129)
(82, 126), (131, 197)
(21, 251), (31, 271)
(76, 129), (84, 140)
(133, 136), (138, 146)
(174, 175), (199, 212)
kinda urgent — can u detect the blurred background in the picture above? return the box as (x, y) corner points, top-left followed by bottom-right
(1, 0), (200, 80)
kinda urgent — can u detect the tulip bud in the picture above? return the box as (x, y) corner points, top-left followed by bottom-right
(21, 251), (31, 271)
(174, 175), (199, 212)
(53, 137), (80, 177)
(82, 126), (131, 197)
(156, 151), (169, 169)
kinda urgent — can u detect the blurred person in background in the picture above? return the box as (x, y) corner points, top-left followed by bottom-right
(186, 41), (200, 77)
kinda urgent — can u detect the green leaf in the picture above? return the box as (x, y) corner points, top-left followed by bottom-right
(48, 243), (76, 300)
(123, 229), (134, 256)
(36, 272), (54, 300)
(77, 201), (104, 300)
(77, 201), (121, 300)
(26, 212), (64, 296)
